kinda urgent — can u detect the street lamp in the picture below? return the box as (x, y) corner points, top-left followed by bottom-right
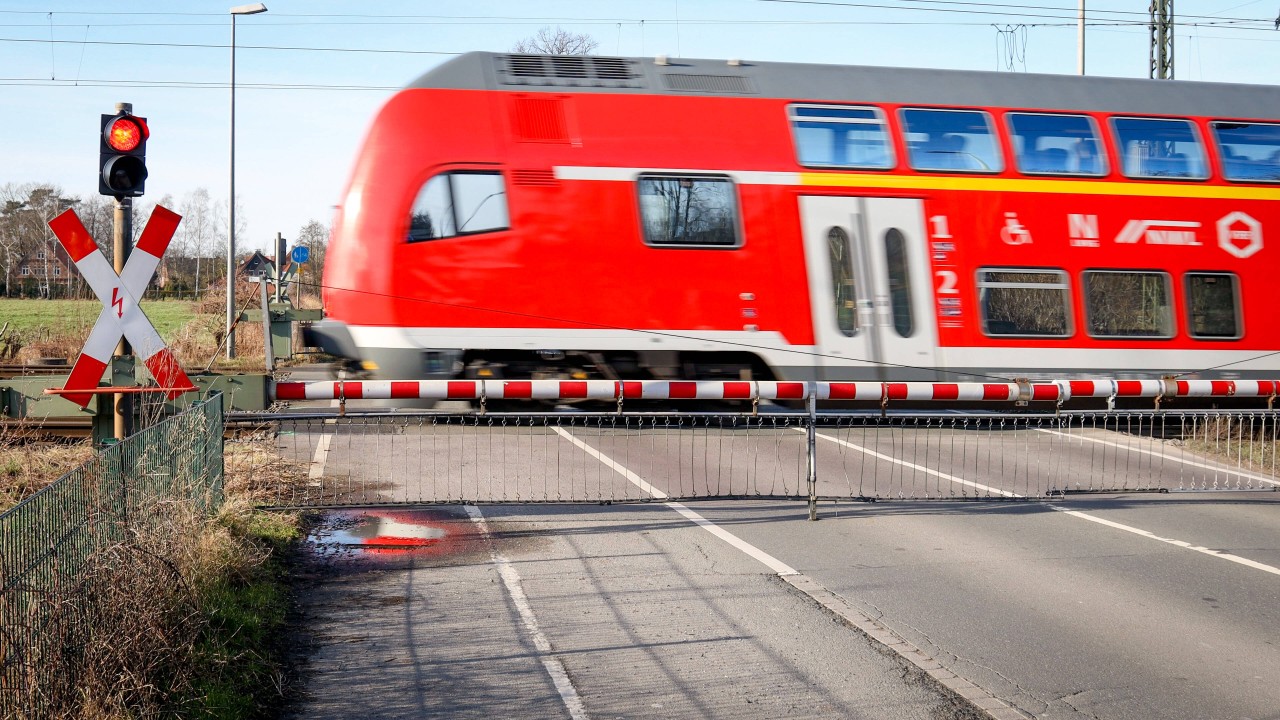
(227, 2), (267, 359)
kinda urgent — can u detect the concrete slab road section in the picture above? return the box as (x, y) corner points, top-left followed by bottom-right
(286, 504), (994, 720)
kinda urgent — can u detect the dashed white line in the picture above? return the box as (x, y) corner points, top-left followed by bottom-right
(464, 504), (589, 720)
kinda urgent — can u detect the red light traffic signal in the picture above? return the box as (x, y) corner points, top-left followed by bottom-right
(99, 112), (149, 198)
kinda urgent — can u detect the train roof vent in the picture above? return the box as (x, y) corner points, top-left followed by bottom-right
(661, 73), (755, 94)
(497, 55), (645, 88)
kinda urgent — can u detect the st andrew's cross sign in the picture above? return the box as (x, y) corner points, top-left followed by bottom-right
(48, 206), (194, 408)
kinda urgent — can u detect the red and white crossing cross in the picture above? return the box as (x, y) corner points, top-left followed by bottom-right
(48, 206), (193, 408)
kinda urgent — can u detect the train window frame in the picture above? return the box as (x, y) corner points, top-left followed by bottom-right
(1210, 121), (1280, 184)
(1082, 269), (1175, 339)
(1109, 117), (1209, 181)
(900, 108), (1004, 174)
(1184, 272), (1243, 340)
(636, 174), (743, 249)
(1005, 112), (1108, 177)
(406, 170), (509, 244)
(788, 104), (896, 171)
(975, 268), (1073, 338)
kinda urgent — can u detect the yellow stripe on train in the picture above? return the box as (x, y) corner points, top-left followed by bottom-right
(797, 171), (1280, 201)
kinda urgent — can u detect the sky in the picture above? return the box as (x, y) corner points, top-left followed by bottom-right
(3, 0), (1279, 253)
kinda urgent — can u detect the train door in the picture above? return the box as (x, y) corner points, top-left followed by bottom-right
(799, 196), (938, 380)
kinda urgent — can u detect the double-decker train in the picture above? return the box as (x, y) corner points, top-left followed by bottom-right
(309, 52), (1279, 386)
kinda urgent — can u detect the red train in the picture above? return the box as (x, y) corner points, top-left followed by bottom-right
(310, 52), (1280, 386)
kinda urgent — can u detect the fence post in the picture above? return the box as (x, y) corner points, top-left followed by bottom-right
(807, 382), (818, 521)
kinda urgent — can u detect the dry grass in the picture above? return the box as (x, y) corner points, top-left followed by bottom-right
(0, 425), (95, 511)
(1, 429), (306, 718)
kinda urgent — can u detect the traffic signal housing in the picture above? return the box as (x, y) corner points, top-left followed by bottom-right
(99, 112), (149, 198)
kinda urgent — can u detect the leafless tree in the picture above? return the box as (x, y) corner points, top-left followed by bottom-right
(512, 26), (599, 55)
(177, 188), (220, 297)
(294, 219), (329, 306)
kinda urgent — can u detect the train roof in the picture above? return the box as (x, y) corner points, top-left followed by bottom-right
(408, 52), (1280, 120)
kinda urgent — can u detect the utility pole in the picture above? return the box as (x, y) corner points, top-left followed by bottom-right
(1149, 0), (1174, 79)
(1078, 0), (1086, 75)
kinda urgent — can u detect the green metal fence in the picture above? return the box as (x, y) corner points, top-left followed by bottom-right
(0, 393), (224, 716)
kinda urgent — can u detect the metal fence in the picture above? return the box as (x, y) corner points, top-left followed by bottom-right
(0, 394), (224, 715)
(255, 408), (1279, 509)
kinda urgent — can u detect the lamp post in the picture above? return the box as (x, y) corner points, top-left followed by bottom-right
(227, 2), (267, 359)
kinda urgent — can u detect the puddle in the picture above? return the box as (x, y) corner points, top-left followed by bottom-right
(306, 508), (476, 558)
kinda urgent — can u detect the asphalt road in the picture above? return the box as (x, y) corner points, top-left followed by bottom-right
(277, 368), (1280, 719)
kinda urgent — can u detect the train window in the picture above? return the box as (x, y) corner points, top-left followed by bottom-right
(1007, 113), (1107, 176)
(1185, 273), (1241, 339)
(1110, 117), (1208, 180)
(1211, 121), (1280, 182)
(407, 171), (508, 243)
(976, 269), (1071, 337)
(789, 104), (894, 170)
(901, 108), (1003, 173)
(1083, 270), (1174, 338)
(884, 228), (913, 337)
(827, 227), (858, 337)
(637, 175), (740, 247)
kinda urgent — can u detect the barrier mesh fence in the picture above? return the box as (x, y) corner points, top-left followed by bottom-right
(0, 395), (224, 715)
(255, 410), (1279, 508)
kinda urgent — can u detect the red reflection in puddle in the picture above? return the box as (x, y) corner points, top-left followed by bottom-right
(314, 510), (461, 555)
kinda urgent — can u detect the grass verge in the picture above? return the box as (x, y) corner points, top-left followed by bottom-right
(1, 435), (306, 719)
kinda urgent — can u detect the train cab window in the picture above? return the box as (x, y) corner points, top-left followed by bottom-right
(1185, 273), (1241, 339)
(976, 269), (1071, 337)
(407, 171), (508, 243)
(789, 104), (894, 169)
(1007, 113), (1107, 176)
(1084, 270), (1174, 338)
(1111, 118), (1208, 180)
(827, 227), (859, 337)
(637, 175), (740, 247)
(1211, 121), (1280, 182)
(884, 228), (913, 337)
(901, 109), (1003, 173)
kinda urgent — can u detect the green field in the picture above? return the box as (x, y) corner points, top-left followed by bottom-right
(0, 299), (199, 339)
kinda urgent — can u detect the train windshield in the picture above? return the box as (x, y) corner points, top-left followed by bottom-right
(1211, 121), (1280, 182)
(1111, 117), (1208, 180)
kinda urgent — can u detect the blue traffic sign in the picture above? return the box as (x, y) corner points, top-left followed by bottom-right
(291, 245), (310, 264)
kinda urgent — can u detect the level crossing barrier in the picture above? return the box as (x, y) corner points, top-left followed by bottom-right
(251, 377), (1280, 509)
(272, 378), (1279, 408)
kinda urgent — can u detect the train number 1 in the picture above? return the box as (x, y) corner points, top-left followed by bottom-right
(929, 215), (952, 239)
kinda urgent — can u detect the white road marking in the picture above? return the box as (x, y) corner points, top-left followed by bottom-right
(308, 433), (332, 480)
(1035, 427), (1280, 487)
(554, 427), (1021, 720)
(1052, 507), (1280, 577)
(811, 428), (1280, 576)
(464, 505), (589, 720)
(805, 428), (1017, 497)
(552, 427), (799, 575)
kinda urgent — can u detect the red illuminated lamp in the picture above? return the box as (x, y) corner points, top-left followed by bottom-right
(98, 112), (149, 198)
(105, 115), (147, 152)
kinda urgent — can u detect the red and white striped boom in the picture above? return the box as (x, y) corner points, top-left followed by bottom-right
(272, 379), (1279, 405)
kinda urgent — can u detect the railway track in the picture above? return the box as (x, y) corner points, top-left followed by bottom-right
(0, 363), (73, 378)
(1, 415), (287, 442)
